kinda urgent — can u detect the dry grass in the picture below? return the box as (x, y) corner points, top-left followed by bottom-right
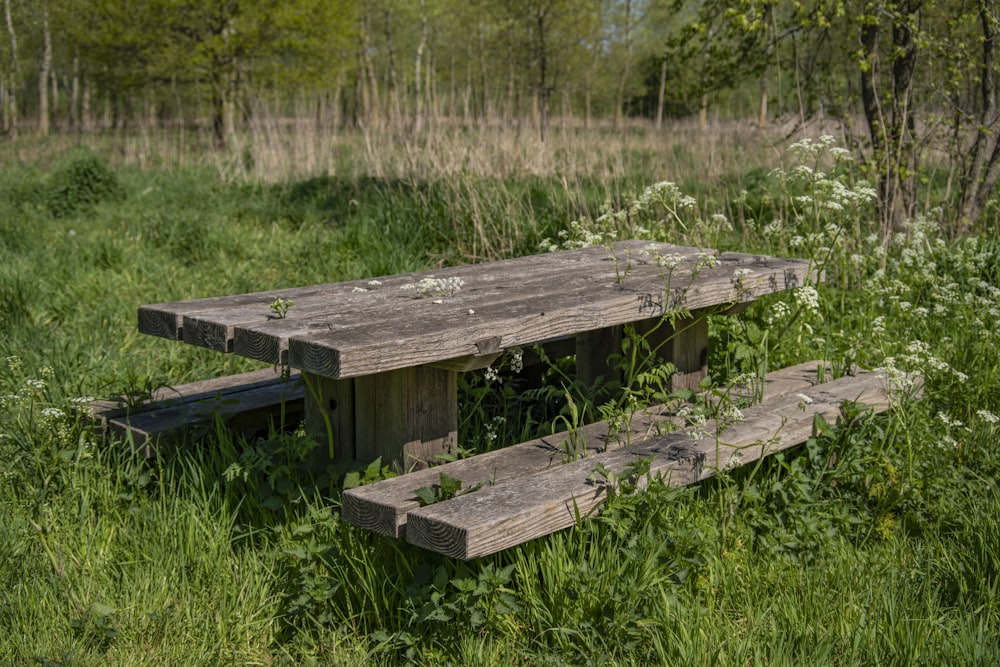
(0, 114), (813, 188)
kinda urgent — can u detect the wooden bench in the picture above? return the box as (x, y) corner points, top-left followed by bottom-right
(130, 241), (923, 557)
(136, 241), (816, 470)
(83, 367), (305, 456)
(342, 361), (920, 559)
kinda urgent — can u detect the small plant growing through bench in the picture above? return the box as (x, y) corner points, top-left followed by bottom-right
(269, 296), (294, 319)
(413, 472), (484, 506)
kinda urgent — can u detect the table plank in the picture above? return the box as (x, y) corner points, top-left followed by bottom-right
(230, 243), (708, 364)
(286, 253), (813, 378)
(140, 241), (692, 347)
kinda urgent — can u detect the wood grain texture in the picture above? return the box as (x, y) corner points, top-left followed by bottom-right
(139, 243), (813, 376)
(140, 241), (693, 346)
(81, 367), (301, 425)
(340, 360), (835, 539)
(287, 252), (814, 378)
(404, 369), (917, 559)
(104, 374), (305, 456)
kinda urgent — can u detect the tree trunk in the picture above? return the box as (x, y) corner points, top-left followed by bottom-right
(384, 7), (402, 129)
(360, 8), (381, 130)
(614, 0), (633, 131)
(959, 1), (1000, 227)
(860, 1), (922, 236)
(478, 20), (489, 124)
(536, 7), (549, 143)
(82, 75), (92, 132)
(4, 0), (18, 140)
(656, 58), (667, 130)
(39, 2), (52, 137)
(758, 72), (768, 128)
(413, 0), (428, 134)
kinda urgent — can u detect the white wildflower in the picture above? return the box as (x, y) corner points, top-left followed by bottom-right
(722, 405), (745, 423)
(41, 407), (65, 419)
(976, 410), (999, 425)
(767, 301), (790, 324)
(794, 285), (820, 315)
(695, 252), (718, 269)
(762, 220), (782, 237)
(509, 347), (524, 374)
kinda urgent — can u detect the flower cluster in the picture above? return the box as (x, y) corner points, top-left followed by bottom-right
(401, 276), (465, 298)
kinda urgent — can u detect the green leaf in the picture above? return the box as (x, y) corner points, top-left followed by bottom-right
(90, 602), (116, 618)
(261, 495), (284, 511)
(342, 471), (362, 490)
(413, 486), (439, 507)
(438, 473), (463, 498)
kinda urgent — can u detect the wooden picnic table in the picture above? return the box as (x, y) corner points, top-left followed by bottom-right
(138, 240), (813, 470)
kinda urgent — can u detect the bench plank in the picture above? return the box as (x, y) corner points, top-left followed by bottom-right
(404, 369), (918, 559)
(84, 368), (305, 455)
(82, 367), (300, 425)
(288, 253), (813, 378)
(341, 360), (833, 539)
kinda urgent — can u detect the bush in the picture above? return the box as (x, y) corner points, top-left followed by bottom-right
(45, 150), (124, 218)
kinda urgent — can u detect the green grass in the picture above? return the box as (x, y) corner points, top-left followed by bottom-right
(1, 131), (998, 665)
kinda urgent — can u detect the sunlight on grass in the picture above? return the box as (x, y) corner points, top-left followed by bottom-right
(0, 125), (998, 664)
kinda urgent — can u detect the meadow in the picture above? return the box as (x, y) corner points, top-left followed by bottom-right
(1, 120), (999, 665)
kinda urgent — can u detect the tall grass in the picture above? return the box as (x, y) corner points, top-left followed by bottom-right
(0, 126), (998, 664)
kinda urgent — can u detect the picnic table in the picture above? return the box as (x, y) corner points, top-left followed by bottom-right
(138, 240), (814, 471)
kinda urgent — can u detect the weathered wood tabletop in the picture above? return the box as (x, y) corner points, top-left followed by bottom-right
(138, 241), (814, 468)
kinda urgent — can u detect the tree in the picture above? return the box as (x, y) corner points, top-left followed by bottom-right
(3, 0), (18, 139)
(956, 1), (1000, 227)
(857, 0), (923, 234)
(660, 0), (775, 128)
(72, 0), (356, 146)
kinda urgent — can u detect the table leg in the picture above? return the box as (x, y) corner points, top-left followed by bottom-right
(576, 312), (709, 398)
(576, 327), (623, 398)
(302, 366), (458, 472)
(634, 313), (709, 392)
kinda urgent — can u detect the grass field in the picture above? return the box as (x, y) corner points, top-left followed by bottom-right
(1, 123), (998, 665)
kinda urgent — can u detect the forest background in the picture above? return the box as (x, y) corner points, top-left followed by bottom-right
(3, 1), (1000, 664)
(4, 0), (1000, 235)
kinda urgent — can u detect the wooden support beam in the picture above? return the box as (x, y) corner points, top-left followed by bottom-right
(305, 366), (458, 472)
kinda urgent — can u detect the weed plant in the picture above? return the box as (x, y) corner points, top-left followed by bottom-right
(0, 131), (998, 665)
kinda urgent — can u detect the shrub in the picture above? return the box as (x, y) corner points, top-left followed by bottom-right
(45, 150), (124, 218)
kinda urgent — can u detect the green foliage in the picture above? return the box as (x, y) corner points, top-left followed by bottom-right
(0, 134), (999, 664)
(342, 456), (394, 490)
(413, 472), (482, 507)
(44, 151), (125, 218)
(1, 151), (124, 221)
